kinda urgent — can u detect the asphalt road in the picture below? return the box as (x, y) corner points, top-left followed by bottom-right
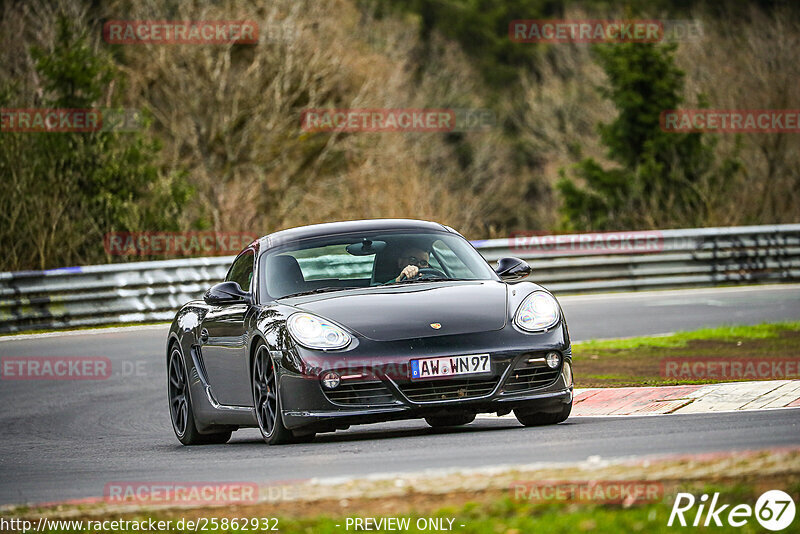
(560, 284), (800, 340)
(1, 284), (799, 506)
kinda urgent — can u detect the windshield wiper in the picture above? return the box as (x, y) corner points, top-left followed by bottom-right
(385, 277), (456, 285)
(283, 286), (362, 298)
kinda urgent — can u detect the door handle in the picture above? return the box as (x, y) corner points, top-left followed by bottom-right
(200, 328), (209, 343)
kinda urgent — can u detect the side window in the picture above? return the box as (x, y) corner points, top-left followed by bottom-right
(226, 250), (255, 292)
(431, 240), (474, 278)
(290, 245), (375, 280)
(427, 253), (443, 272)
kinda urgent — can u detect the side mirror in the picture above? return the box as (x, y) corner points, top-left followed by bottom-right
(494, 257), (532, 282)
(204, 281), (251, 305)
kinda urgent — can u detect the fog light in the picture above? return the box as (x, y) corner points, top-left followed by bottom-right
(546, 351), (561, 369)
(321, 371), (340, 389)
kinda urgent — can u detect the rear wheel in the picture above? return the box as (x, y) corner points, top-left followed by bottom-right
(425, 413), (476, 428)
(252, 343), (297, 445)
(168, 346), (231, 445)
(514, 402), (572, 427)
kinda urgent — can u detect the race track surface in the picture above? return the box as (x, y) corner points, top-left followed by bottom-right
(1, 285), (799, 506)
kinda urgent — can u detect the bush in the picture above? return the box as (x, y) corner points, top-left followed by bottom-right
(0, 11), (189, 270)
(557, 42), (742, 230)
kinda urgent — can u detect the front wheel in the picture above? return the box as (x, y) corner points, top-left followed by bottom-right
(252, 343), (295, 445)
(168, 346), (231, 445)
(514, 402), (572, 427)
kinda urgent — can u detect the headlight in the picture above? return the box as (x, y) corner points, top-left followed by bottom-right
(514, 291), (560, 332)
(287, 312), (351, 350)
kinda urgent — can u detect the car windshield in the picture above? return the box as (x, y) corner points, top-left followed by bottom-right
(259, 230), (498, 300)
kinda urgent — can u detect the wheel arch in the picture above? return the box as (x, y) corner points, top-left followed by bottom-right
(166, 333), (181, 363)
(248, 333), (267, 375)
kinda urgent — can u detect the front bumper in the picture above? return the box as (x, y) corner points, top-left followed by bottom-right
(276, 326), (573, 431)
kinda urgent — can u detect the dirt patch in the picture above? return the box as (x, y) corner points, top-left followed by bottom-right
(574, 331), (800, 388)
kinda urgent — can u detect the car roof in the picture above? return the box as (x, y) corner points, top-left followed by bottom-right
(258, 219), (453, 250)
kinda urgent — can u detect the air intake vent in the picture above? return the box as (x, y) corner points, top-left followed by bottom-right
(399, 377), (499, 402)
(324, 380), (395, 406)
(503, 359), (560, 393)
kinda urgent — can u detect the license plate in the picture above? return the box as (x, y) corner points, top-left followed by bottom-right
(410, 354), (491, 380)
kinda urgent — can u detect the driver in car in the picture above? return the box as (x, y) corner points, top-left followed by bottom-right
(392, 246), (431, 282)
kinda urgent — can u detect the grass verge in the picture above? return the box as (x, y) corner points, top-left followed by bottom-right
(573, 321), (800, 388)
(5, 449), (799, 533)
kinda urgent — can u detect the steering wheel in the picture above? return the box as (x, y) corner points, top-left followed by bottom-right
(398, 267), (447, 281)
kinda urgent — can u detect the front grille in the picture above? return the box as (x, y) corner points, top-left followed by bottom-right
(502, 363), (560, 393)
(324, 380), (396, 406)
(398, 376), (499, 402)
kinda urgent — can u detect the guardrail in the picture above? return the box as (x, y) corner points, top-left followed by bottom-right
(1, 224), (798, 333)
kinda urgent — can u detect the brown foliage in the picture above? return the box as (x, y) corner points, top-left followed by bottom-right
(1, 0), (798, 270)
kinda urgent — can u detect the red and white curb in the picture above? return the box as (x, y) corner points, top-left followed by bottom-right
(479, 380), (800, 419)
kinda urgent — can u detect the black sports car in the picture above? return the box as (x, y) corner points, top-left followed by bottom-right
(166, 219), (573, 445)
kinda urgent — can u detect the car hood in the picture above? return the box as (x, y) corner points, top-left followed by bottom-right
(282, 281), (508, 342)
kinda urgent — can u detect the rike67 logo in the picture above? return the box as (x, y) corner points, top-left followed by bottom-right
(669, 490), (796, 531)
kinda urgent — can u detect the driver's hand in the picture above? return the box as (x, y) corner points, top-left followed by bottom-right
(396, 265), (419, 281)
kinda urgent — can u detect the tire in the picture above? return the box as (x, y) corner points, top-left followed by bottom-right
(514, 402), (572, 427)
(168, 345), (232, 445)
(425, 413), (476, 428)
(252, 342), (294, 445)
